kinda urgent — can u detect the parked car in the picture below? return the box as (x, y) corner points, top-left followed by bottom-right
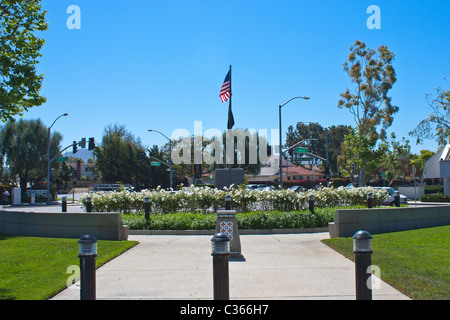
(374, 187), (408, 205)
(245, 184), (273, 191)
(289, 185), (307, 192)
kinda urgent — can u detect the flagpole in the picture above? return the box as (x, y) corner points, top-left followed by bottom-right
(228, 65), (232, 189)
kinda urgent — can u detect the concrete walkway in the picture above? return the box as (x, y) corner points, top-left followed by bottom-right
(51, 232), (410, 300)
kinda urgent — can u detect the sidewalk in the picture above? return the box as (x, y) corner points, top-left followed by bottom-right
(51, 232), (410, 300)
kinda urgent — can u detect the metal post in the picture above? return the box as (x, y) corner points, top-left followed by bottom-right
(367, 192), (373, 208)
(78, 234), (97, 300)
(394, 191), (400, 207)
(62, 196), (67, 212)
(279, 105), (283, 188)
(308, 193), (315, 214)
(46, 113), (68, 204)
(211, 233), (230, 300)
(277, 97), (310, 189)
(86, 196), (92, 212)
(353, 230), (373, 300)
(169, 140), (173, 189)
(144, 196), (150, 220)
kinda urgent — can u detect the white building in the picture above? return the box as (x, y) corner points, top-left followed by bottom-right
(424, 144), (450, 194)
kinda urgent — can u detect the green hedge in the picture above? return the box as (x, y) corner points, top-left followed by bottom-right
(121, 206), (362, 230)
(420, 194), (450, 202)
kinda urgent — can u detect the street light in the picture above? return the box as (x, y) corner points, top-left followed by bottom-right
(47, 113), (68, 204)
(278, 97), (309, 188)
(148, 129), (173, 189)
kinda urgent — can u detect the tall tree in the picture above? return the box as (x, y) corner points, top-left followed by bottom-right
(409, 87), (450, 148)
(338, 40), (398, 184)
(338, 40), (398, 143)
(147, 144), (170, 188)
(0, 0), (48, 122)
(94, 124), (150, 186)
(0, 118), (62, 191)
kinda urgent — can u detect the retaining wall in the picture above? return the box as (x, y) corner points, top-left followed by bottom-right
(329, 205), (450, 238)
(0, 211), (128, 240)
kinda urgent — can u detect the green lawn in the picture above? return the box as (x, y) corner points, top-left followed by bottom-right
(322, 225), (450, 300)
(0, 236), (138, 300)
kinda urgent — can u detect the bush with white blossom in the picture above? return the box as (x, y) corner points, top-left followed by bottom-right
(79, 185), (388, 213)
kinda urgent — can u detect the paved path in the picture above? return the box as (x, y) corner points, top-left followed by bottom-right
(0, 202), (411, 300)
(51, 232), (410, 300)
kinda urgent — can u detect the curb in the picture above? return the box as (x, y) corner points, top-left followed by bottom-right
(128, 227), (329, 236)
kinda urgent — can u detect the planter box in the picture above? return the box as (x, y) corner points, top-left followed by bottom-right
(0, 211), (128, 240)
(329, 205), (450, 238)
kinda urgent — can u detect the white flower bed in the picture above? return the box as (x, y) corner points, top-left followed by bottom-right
(79, 185), (388, 213)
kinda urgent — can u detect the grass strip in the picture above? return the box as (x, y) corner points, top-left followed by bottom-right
(0, 236), (137, 300)
(321, 225), (450, 300)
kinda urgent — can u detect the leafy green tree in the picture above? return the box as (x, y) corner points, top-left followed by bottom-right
(337, 128), (381, 185)
(338, 40), (398, 143)
(0, 118), (62, 191)
(94, 124), (151, 187)
(409, 87), (450, 147)
(0, 0), (48, 122)
(379, 134), (412, 184)
(147, 144), (170, 188)
(410, 149), (434, 180)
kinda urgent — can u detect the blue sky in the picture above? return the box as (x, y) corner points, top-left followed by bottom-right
(17, 0), (450, 156)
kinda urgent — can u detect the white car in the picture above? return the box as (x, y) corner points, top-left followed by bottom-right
(374, 187), (408, 205)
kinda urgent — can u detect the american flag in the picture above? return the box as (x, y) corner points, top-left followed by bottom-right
(219, 70), (231, 103)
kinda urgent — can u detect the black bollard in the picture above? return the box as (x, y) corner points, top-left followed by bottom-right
(211, 233), (230, 300)
(367, 192), (373, 208)
(86, 196), (92, 212)
(308, 194), (315, 214)
(225, 194), (231, 210)
(394, 191), (400, 207)
(78, 234), (97, 300)
(62, 196), (67, 212)
(353, 230), (373, 300)
(144, 196), (150, 221)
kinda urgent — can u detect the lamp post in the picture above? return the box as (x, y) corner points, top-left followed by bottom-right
(78, 234), (97, 300)
(278, 97), (309, 188)
(148, 129), (173, 189)
(353, 230), (373, 300)
(211, 233), (230, 300)
(47, 113), (68, 204)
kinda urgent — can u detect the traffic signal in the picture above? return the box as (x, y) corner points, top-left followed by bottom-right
(73, 141), (78, 154)
(80, 137), (86, 148)
(88, 137), (95, 150)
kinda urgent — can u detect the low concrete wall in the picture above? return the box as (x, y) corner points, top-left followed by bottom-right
(329, 205), (450, 238)
(0, 211), (128, 240)
(398, 186), (424, 200)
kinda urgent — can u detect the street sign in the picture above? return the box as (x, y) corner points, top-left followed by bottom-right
(151, 162), (161, 166)
(296, 147), (308, 153)
(56, 157), (68, 162)
(298, 157), (313, 161)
